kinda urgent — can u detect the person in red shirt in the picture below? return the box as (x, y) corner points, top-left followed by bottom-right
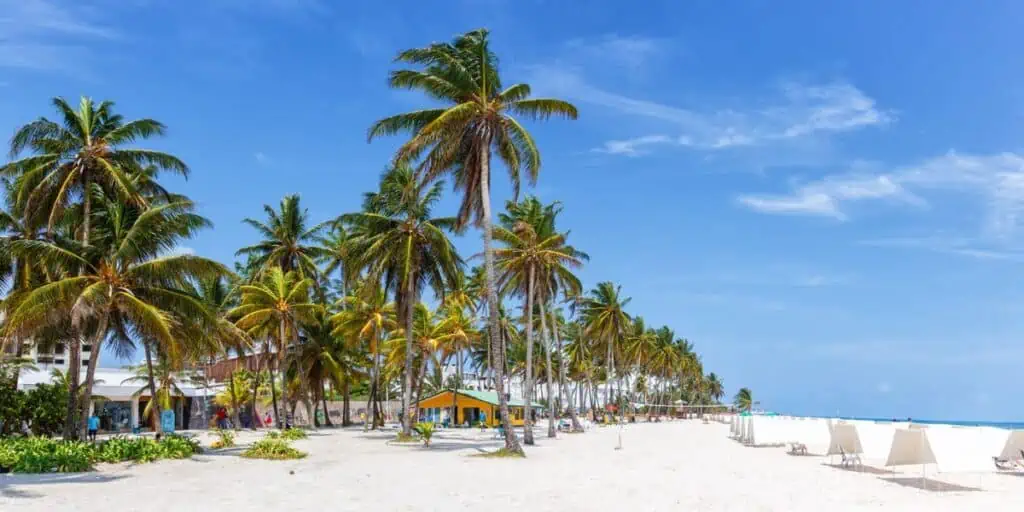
(216, 408), (227, 429)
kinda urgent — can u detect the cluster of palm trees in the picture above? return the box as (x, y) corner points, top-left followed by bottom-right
(0, 29), (735, 457)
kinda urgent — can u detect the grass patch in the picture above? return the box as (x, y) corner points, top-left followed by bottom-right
(210, 429), (236, 449)
(472, 447), (526, 459)
(240, 438), (307, 460)
(392, 432), (419, 444)
(280, 428), (308, 441)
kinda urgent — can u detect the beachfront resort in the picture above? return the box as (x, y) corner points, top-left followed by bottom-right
(3, 4), (1024, 510)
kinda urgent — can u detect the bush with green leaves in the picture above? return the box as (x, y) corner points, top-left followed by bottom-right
(280, 428), (307, 441)
(0, 383), (69, 437)
(240, 438), (306, 460)
(211, 429), (236, 449)
(0, 437), (94, 473)
(159, 435), (202, 458)
(94, 436), (163, 463)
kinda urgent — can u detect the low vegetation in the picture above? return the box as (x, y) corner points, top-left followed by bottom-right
(240, 438), (307, 460)
(0, 435), (202, 474)
(280, 428), (308, 441)
(413, 422), (435, 447)
(473, 447), (527, 459)
(210, 429), (236, 449)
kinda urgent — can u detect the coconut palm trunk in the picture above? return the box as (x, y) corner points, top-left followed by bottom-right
(251, 366), (261, 429)
(538, 299), (555, 438)
(143, 341), (162, 433)
(400, 275), (415, 435)
(321, 381), (333, 427)
(229, 369), (242, 429)
(77, 315), (108, 438)
(341, 379), (351, 426)
(62, 335), (82, 440)
(522, 265), (536, 445)
(292, 327), (315, 429)
(412, 354), (428, 425)
(479, 147), (521, 454)
(551, 309), (581, 431)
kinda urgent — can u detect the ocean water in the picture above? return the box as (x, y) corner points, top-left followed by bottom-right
(843, 417), (1024, 430)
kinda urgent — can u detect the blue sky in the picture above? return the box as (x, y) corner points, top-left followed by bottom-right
(3, 0), (1024, 421)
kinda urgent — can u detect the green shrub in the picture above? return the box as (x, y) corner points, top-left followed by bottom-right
(211, 429), (236, 449)
(159, 435), (202, 458)
(264, 430), (280, 439)
(0, 438), (94, 473)
(413, 422), (435, 446)
(280, 428), (307, 441)
(240, 438), (306, 460)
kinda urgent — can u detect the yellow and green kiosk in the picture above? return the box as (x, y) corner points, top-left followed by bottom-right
(416, 389), (543, 427)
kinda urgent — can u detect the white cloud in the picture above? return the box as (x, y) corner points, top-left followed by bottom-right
(737, 174), (916, 220)
(739, 152), (1024, 238)
(564, 34), (667, 70)
(0, 0), (116, 73)
(798, 340), (1024, 366)
(592, 134), (672, 156)
(858, 236), (1024, 261)
(254, 152), (270, 165)
(876, 382), (892, 394)
(528, 66), (891, 155)
(168, 246), (196, 256)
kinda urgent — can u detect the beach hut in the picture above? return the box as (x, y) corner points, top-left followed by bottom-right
(415, 389), (543, 427)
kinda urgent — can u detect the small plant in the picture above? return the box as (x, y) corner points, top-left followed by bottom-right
(211, 429), (236, 449)
(240, 438), (306, 460)
(0, 438), (95, 473)
(473, 447), (526, 459)
(413, 422), (435, 447)
(280, 428), (307, 441)
(265, 430), (281, 439)
(393, 432), (418, 443)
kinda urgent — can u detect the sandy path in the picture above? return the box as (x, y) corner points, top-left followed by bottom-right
(3, 422), (1024, 511)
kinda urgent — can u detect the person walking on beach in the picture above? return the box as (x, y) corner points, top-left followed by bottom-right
(87, 413), (100, 442)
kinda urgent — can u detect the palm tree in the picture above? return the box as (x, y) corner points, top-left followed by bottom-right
(237, 194), (328, 279)
(581, 282), (631, 420)
(494, 197), (585, 439)
(733, 387), (753, 412)
(705, 373), (724, 405)
(192, 275), (251, 429)
(369, 29), (578, 455)
(343, 165), (461, 436)
(121, 359), (192, 429)
(318, 223), (356, 298)
(7, 194), (224, 439)
(230, 267), (321, 428)
(4, 97), (188, 439)
(330, 282), (395, 429)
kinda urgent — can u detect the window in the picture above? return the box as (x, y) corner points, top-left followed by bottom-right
(55, 359), (65, 365)
(82, 359), (89, 367)
(82, 345), (92, 353)
(54, 345), (65, 355)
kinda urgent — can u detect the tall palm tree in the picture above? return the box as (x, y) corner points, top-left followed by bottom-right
(230, 268), (321, 428)
(330, 282), (395, 429)
(318, 223), (356, 299)
(734, 387), (753, 412)
(343, 165), (461, 436)
(7, 194), (224, 438)
(495, 197), (585, 439)
(705, 372), (724, 405)
(581, 282), (631, 419)
(4, 97), (188, 439)
(237, 194), (328, 279)
(369, 29), (578, 455)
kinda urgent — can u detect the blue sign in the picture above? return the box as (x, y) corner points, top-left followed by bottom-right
(160, 409), (175, 433)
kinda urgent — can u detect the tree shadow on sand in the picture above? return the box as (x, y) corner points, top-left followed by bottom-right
(1, 472), (131, 499)
(880, 477), (980, 492)
(822, 463), (892, 475)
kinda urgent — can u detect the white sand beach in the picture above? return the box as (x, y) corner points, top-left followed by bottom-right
(4, 421), (1024, 511)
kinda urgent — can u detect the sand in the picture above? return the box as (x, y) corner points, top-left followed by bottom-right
(3, 421), (1024, 511)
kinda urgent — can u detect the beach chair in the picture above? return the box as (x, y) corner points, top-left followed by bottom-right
(993, 456), (1019, 471)
(839, 446), (862, 468)
(788, 442), (808, 455)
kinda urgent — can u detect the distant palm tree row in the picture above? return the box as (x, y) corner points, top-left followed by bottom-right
(0, 29), (744, 457)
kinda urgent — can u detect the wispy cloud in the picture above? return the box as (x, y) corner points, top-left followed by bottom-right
(530, 66), (891, 155)
(858, 236), (1024, 261)
(0, 0), (116, 73)
(738, 152), (1024, 239)
(795, 339), (1024, 366)
(563, 34), (668, 70)
(254, 152), (270, 165)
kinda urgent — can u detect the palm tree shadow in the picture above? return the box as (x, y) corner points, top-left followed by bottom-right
(1, 471), (131, 499)
(880, 476), (980, 492)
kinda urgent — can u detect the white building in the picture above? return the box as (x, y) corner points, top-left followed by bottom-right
(17, 367), (219, 432)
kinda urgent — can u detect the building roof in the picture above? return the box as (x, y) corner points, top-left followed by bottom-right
(16, 368), (220, 398)
(420, 389), (543, 409)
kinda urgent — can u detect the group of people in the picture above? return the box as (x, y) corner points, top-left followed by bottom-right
(214, 408), (281, 430)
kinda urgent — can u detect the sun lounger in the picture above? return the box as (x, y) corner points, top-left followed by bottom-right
(788, 442), (808, 455)
(993, 456), (1019, 471)
(839, 446), (862, 468)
